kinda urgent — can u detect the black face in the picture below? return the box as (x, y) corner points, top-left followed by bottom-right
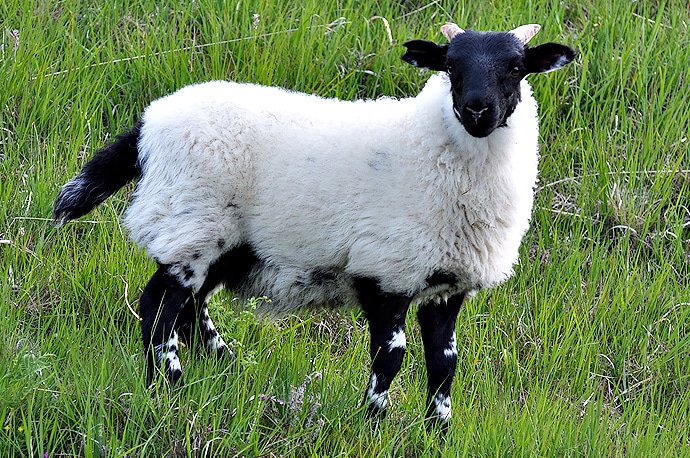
(444, 32), (526, 138)
(401, 29), (576, 138)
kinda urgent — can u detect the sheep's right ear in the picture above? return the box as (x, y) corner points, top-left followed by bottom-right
(524, 43), (576, 74)
(401, 40), (448, 71)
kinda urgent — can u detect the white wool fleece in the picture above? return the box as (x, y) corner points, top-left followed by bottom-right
(125, 74), (539, 311)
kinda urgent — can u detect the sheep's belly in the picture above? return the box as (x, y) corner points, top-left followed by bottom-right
(234, 213), (529, 315)
(236, 261), (360, 316)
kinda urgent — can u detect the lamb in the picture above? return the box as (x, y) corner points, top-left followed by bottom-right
(53, 23), (575, 429)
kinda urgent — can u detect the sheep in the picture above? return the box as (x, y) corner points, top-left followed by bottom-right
(53, 23), (575, 429)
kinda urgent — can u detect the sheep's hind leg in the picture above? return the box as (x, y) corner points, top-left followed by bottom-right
(196, 302), (234, 360)
(139, 265), (195, 385)
(354, 277), (411, 421)
(417, 292), (466, 432)
(172, 290), (233, 361)
(175, 291), (233, 360)
(193, 244), (259, 360)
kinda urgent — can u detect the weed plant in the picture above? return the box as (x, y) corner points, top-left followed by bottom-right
(1, 0), (689, 456)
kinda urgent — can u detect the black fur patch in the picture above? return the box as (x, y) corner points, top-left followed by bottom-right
(53, 122), (142, 222)
(367, 150), (391, 172)
(353, 276), (411, 321)
(310, 268), (336, 285)
(197, 244), (260, 298)
(401, 40), (449, 70)
(139, 265), (195, 384)
(182, 264), (195, 281)
(425, 270), (458, 288)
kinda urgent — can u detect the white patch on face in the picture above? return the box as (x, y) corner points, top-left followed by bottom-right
(434, 393), (452, 422)
(444, 331), (457, 358)
(366, 374), (388, 410)
(387, 328), (406, 351)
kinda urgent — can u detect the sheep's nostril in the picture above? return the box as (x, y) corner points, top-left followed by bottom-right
(465, 105), (488, 122)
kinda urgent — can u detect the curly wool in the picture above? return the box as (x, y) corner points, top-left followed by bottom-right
(124, 73), (539, 314)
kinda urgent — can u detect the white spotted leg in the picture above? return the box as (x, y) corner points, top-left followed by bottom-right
(140, 266), (195, 385)
(197, 303), (234, 359)
(354, 277), (411, 420)
(155, 330), (182, 381)
(417, 292), (466, 432)
(139, 246), (254, 387)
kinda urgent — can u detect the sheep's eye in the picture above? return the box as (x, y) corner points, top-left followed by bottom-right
(445, 66), (453, 76)
(510, 65), (522, 77)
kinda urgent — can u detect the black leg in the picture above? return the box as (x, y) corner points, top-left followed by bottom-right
(140, 265), (195, 385)
(176, 292), (197, 349)
(354, 277), (411, 420)
(417, 292), (466, 431)
(139, 245), (257, 386)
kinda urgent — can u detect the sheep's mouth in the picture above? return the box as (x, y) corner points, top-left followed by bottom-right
(453, 106), (496, 138)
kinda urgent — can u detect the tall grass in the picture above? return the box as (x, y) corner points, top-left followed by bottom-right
(1, 0), (688, 456)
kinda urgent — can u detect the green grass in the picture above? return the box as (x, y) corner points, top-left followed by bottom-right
(1, 0), (689, 456)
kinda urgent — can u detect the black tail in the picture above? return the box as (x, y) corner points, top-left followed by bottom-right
(53, 122), (142, 225)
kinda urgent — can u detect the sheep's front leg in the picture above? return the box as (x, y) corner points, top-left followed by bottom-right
(140, 266), (194, 385)
(417, 292), (465, 431)
(354, 278), (411, 420)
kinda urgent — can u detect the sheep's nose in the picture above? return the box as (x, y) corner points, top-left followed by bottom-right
(465, 104), (488, 122)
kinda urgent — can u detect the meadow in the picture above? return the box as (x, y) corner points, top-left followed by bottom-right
(1, 0), (689, 456)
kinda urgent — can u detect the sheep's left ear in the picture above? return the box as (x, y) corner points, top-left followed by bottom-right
(524, 43), (576, 74)
(401, 40), (448, 71)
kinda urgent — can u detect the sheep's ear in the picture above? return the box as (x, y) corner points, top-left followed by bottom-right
(401, 40), (448, 71)
(524, 43), (576, 74)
